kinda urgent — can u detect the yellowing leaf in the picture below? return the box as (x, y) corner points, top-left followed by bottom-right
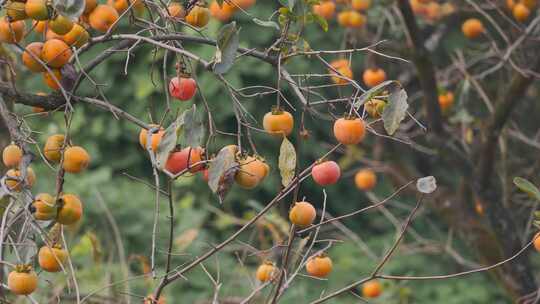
(279, 137), (296, 187)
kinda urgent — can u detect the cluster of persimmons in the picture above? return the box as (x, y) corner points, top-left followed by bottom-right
(2, 136), (89, 295)
(137, 80), (384, 297)
(0, 0), (257, 91)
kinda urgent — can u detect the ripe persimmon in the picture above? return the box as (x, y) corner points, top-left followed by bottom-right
(33, 20), (47, 33)
(338, 10), (366, 28)
(352, 0), (371, 11)
(306, 255), (333, 278)
(513, 3), (530, 21)
(45, 28), (65, 40)
(8, 266), (38, 295)
(364, 99), (386, 118)
(22, 42), (46, 72)
(362, 280), (382, 298)
(507, 0), (516, 10)
(139, 125), (165, 151)
(348, 11), (367, 27)
(329, 59), (353, 85)
(42, 38), (72, 68)
(165, 147), (204, 174)
(462, 18), (484, 39)
(533, 233), (540, 252)
(337, 10), (350, 26)
(25, 0), (49, 20)
(235, 155), (269, 189)
(84, 0), (98, 14)
(43, 69), (62, 90)
(169, 76), (197, 101)
(522, 0), (537, 8)
(330, 58), (349, 70)
(354, 168), (376, 191)
(6, 167), (36, 192)
(425, 2), (441, 21)
(32, 193), (58, 220)
(186, 5), (210, 27)
(231, 0), (256, 10)
(0, 18), (25, 43)
(63, 146), (90, 173)
(63, 23), (89, 48)
(89, 4), (119, 32)
(474, 198), (484, 216)
(2, 144), (23, 168)
(410, 0), (427, 15)
(362, 68), (387, 88)
(311, 161), (340, 186)
(209, 1), (236, 22)
(44, 134), (65, 162)
(167, 2), (185, 18)
(7, 2), (28, 21)
(438, 91), (454, 112)
(38, 245), (67, 272)
(57, 193), (83, 225)
(289, 201), (316, 227)
(333, 117), (366, 145)
(107, 0), (145, 15)
(263, 108), (294, 136)
(49, 14), (74, 35)
(144, 295), (166, 304)
(256, 261), (277, 282)
(313, 1), (336, 20)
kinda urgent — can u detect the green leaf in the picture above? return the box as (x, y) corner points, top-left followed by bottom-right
(279, 137), (296, 187)
(52, 0), (85, 19)
(353, 80), (395, 108)
(252, 18), (280, 31)
(134, 73), (158, 100)
(156, 117), (184, 169)
(382, 84), (409, 135)
(208, 146), (238, 203)
(181, 105), (205, 148)
(214, 22), (240, 75)
(513, 177), (540, 201)
(312, 13), (328, 32)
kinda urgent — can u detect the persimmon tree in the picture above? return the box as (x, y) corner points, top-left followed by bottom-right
(0, 0), (539, 303)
